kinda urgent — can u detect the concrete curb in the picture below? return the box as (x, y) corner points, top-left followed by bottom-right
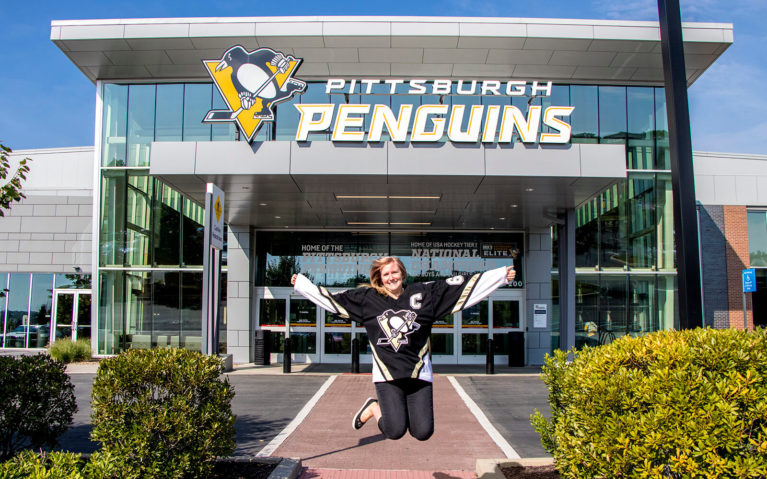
(267, 457), (302, 479)
(476, 457), (555, 479)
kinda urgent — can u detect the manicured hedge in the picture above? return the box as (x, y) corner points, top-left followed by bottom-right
(532, 328), (767, 478)
(90, 348), (236, 478)
(0, 354), (76, 461)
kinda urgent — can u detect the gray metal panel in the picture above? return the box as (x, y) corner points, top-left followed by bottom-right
(195, 141), (291, 175)
(578, 143), (627, 178)
(289, 142), (387, 175)
(149, 142), (197, 175)
(388, 143), (485, 176)
(485, 144), (581, 177)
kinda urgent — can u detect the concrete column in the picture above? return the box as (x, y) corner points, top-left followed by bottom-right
(226, 225), (253, 364)
(525, 226), (553, 365)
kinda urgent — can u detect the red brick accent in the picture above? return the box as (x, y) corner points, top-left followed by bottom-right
(723, 206), (754, 330)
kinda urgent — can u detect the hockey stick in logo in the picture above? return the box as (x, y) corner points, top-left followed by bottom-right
(226, 53), (291, 119)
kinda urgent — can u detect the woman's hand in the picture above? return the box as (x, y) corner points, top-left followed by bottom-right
(506, 266), (516, 282)
(291, 274), (297, 286)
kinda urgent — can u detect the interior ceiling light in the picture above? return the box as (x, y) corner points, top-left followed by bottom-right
(335, 194), (441, 200)
(525, 188), (535, 192)
(347, 221), (432, 226)
(499, 217), (506, 220)
(258, 202), (268, 206)
(342, 210), (436, 214)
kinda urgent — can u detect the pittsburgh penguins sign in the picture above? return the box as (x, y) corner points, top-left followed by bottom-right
(203, 46), (306, 141)
(203, 45), (575, 144)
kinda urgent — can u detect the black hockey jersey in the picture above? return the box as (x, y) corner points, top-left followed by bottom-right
(293, 267), (508, 383)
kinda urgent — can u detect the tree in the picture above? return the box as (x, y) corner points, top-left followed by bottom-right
(0, 143), (31, 217)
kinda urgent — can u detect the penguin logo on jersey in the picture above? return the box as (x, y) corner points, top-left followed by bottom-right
(376, 309), (419, 352)
(203, 46), (306, 142)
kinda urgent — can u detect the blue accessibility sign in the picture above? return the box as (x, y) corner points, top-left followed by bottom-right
(743, 269), (757, 293)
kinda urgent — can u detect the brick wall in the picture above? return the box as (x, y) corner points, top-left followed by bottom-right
(722, 205), (753, 329)
(699, 205), (730, 328)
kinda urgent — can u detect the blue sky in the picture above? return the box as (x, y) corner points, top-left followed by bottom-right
(1, 0), (764, 154)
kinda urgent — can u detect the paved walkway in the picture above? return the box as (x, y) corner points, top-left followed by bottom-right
(62, 362), (550, 478)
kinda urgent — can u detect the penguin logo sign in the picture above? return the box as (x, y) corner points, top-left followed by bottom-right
(203, 46), (307, 141)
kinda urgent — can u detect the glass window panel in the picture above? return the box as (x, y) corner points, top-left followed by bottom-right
(325, 332), (352, 354)
(325, 310), (352, 327)
(126, 84), (156, 167)
(628, 174), (657, 269)
(298, 84), (330, 141)
(462, 301), (488, 328)
(270, 331), (284, 353)
(260, 298), (286, 327)
(289, 332), (316, 354)
(629, 276), (655, 334)
(155, 84), (183, 142)
(655, 88), (670, 170)
(541, 85), (570, 135)
(600, 276), (627, 335)
(355, 332), (370, 354)
(124, 272), (151, 350)
(575, 275), (599, 348)
(76, 294), (92, 342)
(627, 87), (655, 170)
(98, 270), (124, 355)
(126, 173), (152, 266)
(274, 80), (307, 141)
(492, 300), (520, 328)
(569, 85), (598, 143)
(0, 274), (7, 346)
(599, 86), (627, 144)
(153, 182), (182, 267)
(211, 88), (238, 141)
(180, 272), (201, 351)
(290, 299), (317, 327)
(55, 273), (91, 289)
(599, 184), (627, 269)
(461, 333), (488, 355)
(433, 313), (454, 328)
(100, 170), (127, 267)
(657, 274), (676, 331)
(183, 83), (213, 141)
(102, 84), (128, 166)
(656, 173), (675, 271)
(749, 211), (767, 267)
(5, 274), (30, 348)
(431, 333), (454, 355)
(29, 274), (53, 347)
(576, 198), (599, 268)
(182, 198), (205, 267)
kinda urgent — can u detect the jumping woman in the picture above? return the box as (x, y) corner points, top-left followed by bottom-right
(291, 256), (516, 441)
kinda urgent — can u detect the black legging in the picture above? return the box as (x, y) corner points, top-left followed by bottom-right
(374, 378), (434, 441)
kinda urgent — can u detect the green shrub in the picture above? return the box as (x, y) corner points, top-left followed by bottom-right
(49, 339), (92, 363)
(531, 328), (767, 478)
(0, 354), (77, 461)
(0, 450), (85, 479)
(90, 348), (236, 479)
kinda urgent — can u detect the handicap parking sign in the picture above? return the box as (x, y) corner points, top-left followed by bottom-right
(743, 269), (757, 293)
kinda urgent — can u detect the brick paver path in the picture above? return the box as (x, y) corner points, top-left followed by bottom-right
(272, 374), (505, 477)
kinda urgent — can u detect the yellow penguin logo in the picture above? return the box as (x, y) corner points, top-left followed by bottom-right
(203, 46), (306, 142)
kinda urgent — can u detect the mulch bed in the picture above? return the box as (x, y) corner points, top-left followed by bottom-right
(501, 463), (560, 478)
(209, 459), (278, 479)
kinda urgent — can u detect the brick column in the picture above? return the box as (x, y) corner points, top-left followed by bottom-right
(723, 206), (753, 330)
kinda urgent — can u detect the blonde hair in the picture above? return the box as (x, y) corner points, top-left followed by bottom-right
(363, 256), (407, 296)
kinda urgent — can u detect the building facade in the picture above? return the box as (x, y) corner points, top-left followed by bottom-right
(2, 16), (748, 366)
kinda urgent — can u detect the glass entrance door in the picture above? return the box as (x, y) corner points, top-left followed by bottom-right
(53, 290), (92, 342)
